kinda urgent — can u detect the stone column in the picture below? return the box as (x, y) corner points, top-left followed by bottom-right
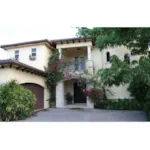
(86, 45), (94, 108)
(58, 48), (62, 59)
(56, 81), (65, 108)
(87, 46), (92, 60)
(86, 83), (94, 108)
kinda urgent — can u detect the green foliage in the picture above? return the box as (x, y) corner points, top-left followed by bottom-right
(47, 97), (56, 103)
(97, 55), (150, 104)
(98, 55), (131, 87)
(128, 56), (150, 102)
(0, 80), (36, 121)
(77, 76), (87, 89)
(77, 70), (113, 102)
(77, 27), (150, 55)
(65, 92), (73, 104)
(83, 88), (104, 104)
(45, 51), (63, 88)
(143, 101), (150, 121)
(95, 99), (142, 110)
(45, 50), (70, 103)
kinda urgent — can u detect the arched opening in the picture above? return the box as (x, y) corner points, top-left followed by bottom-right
(124, 53), (130, 64)
(21, 83), (44, 110)
(106, 52), (110, 62)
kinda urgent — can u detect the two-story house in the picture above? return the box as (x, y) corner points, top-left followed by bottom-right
(0, 38), (138, 110)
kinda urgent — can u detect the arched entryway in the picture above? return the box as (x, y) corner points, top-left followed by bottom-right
(74, 82), (86, 103)
(21, 83), (44, 110)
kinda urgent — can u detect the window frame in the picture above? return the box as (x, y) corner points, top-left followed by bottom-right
(31, 48), (36, 57)
(15, 50), (19, 60)
(106, 51), (110, 62)
(124, 53), (130, 64)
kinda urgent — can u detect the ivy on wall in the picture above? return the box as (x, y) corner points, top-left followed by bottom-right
(45, 50), (71, 106)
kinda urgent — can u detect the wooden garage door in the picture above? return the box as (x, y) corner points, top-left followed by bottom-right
(21, 83), (44, 110)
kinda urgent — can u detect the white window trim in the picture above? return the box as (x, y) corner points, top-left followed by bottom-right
(31, 48), (36, 58)
(15, 50), (19, 60)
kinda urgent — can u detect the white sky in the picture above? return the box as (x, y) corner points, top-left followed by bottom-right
(0, 0), (149, 59)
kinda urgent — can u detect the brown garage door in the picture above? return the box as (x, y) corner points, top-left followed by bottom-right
(21, 83), (44, 110)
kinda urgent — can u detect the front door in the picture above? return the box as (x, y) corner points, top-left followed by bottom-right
(74, 82), (86, 103)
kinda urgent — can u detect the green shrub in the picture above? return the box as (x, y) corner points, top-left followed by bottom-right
(94, 99), (142, 111)
(143, 101), (150, 121)
(65, 92), (73, 104)
(0, 80), (36, 121)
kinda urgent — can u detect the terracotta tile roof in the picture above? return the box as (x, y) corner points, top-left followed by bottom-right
(0, 39), (54, 49)
(0, 59), (46, 76)
(0, 37), (94, 49)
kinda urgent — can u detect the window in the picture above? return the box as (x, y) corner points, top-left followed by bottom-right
(74, 57), (79, 71)
(31, 48), (36, 57)
(124, 53), (130, 64)
(80, 57), (85, 71)
(106, 52), (110, 62)
(15, 50), (19, 60)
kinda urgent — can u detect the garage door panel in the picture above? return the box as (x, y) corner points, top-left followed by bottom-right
(21, 83), (44, 110)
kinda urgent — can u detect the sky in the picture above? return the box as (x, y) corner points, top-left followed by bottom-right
(0, 0), (149, 59)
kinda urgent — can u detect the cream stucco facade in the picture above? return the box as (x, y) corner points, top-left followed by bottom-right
(0, 67), (49, 109)
(6, 43), (53, 71)
(0, 38), (141, 109)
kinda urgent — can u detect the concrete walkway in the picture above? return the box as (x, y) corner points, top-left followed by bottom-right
(20, 108), (147, 122)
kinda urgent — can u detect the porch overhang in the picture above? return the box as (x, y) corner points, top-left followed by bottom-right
(51, 37), (94, 49)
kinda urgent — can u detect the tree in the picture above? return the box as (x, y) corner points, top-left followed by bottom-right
(76, 27), (150, 55)
(97, 55), (150, 102)
(76, 27), (150, 101)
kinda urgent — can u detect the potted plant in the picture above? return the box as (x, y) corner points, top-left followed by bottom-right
(47, 97), (56, 108)
(65, 92), (73, 104)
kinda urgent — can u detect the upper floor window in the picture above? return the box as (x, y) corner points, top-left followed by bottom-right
(124, 53), (130, 64)
(80, 57), (86, 71)
(15, 50), (19, 60)
(31, 48), (36, 57)
(73, 57), (86, 71)
(106, 52), (110, 62)
(74, 57), (79, 71)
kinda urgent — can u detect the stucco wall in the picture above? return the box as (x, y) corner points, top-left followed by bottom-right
(6, 44), (52, 71)
(0, 67), (49, 109)
(56, 42), (142, 100)
(91, 46), (132, 99)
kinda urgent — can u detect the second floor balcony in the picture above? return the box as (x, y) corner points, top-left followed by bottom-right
(64, 59), (94, 80)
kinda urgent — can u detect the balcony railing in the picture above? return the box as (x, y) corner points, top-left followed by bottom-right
(64, 59), (94, 80)
(65, 60), (86, 73)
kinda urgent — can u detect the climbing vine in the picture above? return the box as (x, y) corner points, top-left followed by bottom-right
(45, 50), (71, 106)
(77, 71), (113, 104)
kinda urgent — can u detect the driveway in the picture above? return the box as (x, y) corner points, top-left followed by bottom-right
(21, 108), (147, 122)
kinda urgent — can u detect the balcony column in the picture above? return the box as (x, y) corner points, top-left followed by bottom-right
(86, 84), (94, 108)
(87, 45), (92, 60)
(58, 48), (62, 59)
(56, 81), (65, 108)
(56, 48), (65, 108)
(86, 45), (94, 108)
